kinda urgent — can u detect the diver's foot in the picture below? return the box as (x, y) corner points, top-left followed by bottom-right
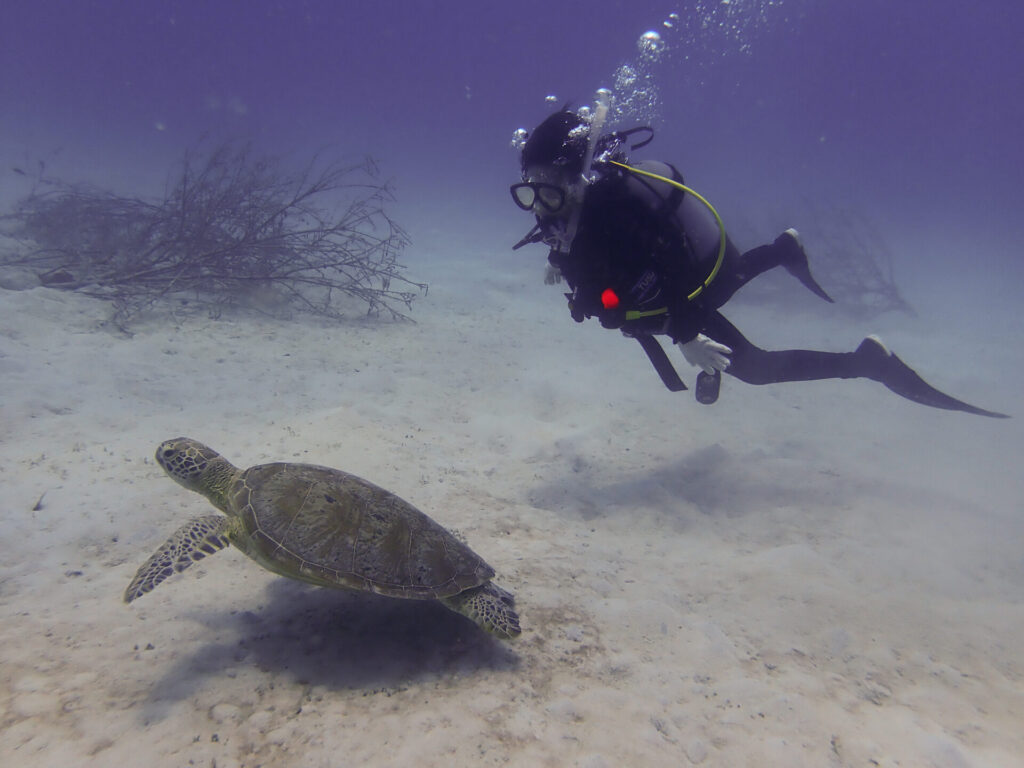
(856, 334), (933, 390)
(854, 335), (1009, 418)
(776, 228), (834, 303)
(854, 334), (891, 367)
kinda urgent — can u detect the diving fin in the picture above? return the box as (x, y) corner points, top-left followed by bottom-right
(856, 336), (1009, 418)
(776, 229), (834, 303)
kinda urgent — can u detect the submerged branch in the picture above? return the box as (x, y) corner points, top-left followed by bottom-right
(1, 140), (425, 329)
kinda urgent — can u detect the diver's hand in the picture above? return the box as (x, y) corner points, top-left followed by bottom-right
(544, 264), (562, 285)
(677, 334), (732, 374)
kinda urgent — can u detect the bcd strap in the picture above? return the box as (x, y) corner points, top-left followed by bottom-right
(634, 334), (687, 392)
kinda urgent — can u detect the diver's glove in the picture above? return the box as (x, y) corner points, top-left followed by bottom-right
(677, 334), (732, 374)
(544, 264), (562, 285)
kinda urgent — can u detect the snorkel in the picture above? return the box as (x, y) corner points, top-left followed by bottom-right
(547, 89), (613, 255)
(580, 89), (611, 183)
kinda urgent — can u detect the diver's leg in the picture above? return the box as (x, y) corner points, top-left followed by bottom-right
(702, 313), (857, 385)
(705, 229), (833, 306)
(701, 314), (1008, 417)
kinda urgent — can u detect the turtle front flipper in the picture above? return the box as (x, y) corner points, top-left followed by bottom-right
(124, 515), (233, 603)
(442, 583), (521, 639)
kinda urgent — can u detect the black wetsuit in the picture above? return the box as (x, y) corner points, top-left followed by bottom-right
(537, 161), (1006, 417)
(546, 161), (862, 386)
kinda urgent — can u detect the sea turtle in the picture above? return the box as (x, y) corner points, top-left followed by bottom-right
(124, 437), (520, 639)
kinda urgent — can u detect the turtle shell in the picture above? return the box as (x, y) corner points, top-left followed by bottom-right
(229, 463), (495, 600)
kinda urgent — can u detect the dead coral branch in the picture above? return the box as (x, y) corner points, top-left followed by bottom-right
(2, 142), (424, 328)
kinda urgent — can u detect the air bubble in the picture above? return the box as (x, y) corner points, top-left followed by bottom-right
(510, 128), (528, 151)
(615, 65), (638, 89)
(638, 30), (664, 60)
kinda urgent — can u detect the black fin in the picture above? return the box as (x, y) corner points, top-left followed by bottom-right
(776, 229), (834, 303)
(857, 337), (1009, 418)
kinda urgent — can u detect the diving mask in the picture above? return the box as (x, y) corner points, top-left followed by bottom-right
(510, 182), (567, 213)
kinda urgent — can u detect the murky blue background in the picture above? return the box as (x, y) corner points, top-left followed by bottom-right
(4, 0), (1022, 275)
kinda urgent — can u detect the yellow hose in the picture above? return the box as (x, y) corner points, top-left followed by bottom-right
(610, 160), (726, 301)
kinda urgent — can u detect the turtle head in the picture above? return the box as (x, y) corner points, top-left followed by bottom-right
(156, 438), (238, 513)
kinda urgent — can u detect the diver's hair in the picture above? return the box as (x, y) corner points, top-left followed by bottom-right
(520, 110), (588, 175)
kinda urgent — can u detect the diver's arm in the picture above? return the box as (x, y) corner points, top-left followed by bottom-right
(662, 293), (704, 344)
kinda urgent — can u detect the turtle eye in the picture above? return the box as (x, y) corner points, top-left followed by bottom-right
(162, 448), (178, 459)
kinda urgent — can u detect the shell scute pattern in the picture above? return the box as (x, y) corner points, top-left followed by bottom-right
(237, 463), (491, 599)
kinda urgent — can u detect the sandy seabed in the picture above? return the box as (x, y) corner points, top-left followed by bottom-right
(1, 228), (1022, 768)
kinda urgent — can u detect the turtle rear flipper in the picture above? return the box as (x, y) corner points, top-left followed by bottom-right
(442, 582), (521, 639)
(124, 515), (233, 603)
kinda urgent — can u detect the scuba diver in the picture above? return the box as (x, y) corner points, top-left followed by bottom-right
(510, 105), (1008, 418)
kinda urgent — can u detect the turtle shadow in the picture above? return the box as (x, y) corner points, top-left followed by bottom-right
(139, 578), (520, 720)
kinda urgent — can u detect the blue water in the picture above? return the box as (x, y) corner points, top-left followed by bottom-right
(4, 0), (1022, 256)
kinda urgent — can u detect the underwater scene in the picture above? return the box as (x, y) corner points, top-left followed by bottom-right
(1, 1), (1022, 765)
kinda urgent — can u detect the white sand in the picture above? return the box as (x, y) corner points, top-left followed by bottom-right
(1, 222), (1022, 767)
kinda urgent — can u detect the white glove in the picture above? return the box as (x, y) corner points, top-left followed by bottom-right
(677, 334), (732, 374)
(544, 263), (562, 285)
